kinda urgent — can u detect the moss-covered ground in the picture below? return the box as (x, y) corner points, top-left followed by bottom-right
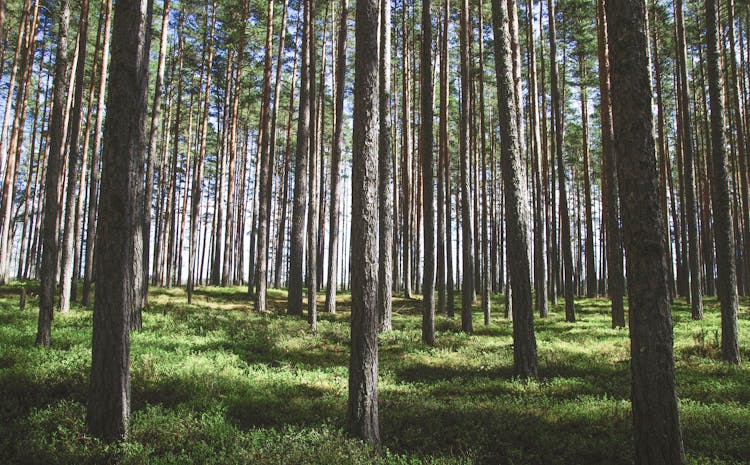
(1, 282), (748, 464)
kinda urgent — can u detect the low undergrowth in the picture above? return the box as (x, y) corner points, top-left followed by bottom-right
(1, 282), (748, 464)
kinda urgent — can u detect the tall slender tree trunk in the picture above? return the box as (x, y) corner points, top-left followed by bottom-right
(82, 0), (112, 308)
(706, 0), (742, 365)
(377, 0), (393, 330)
(86, 0), (150, 440)
(606, 1), (686, 462)
(578, 56), (596, 298)
(255, 0), (276, 311)
(528, 0), (547, 317)
(492, 0), (538, 379)
(549, 0), (575, 322)
(288, 0), (312, 316)
(421, 0), (435, 344)
(347, 0), (380, 445)
(36, 0), (72, 348)
(59, 0), (90, 315)
(459, 0), (474, 332)
(306, 0), (319, 331)
(596, 0), (624, 328)
(676, 0), (703, 319)
(187, 2), (216, 304)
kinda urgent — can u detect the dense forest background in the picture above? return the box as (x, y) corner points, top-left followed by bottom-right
(0, 0), (749, 463)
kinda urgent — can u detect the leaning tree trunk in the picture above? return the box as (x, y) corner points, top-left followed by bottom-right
(492, 0), (538, 379)
(606, 0), (686, 462)
(86, 0), (150, 440)
(347, 0), (380, 445)
(706, 0), (741, 365)
(36, 0), (71, 348)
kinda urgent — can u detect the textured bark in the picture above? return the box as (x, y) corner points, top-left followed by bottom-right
(288, 0), (312, 316)
(421, 0), (435, 344)
(548, 0), (575, 322)
(0, 0), (31, 284)
(306, 0), (318, 331)
(255, 0), (276, 312)
(268, 0), (289, 290)
(492, 0), (538, 380)
(347, 0), (380, 444)
(327, 0), (347, 315)
(527, 0), (547, 317)
(596, 0), (625, 328)
(401, 3), (413, 299)
(82, 0), (112, 308)
(459, 0), (474, 332)
(706, 0), (741, 365)
(275, 12), (301, 290)
(479, 0), (491, 325)
(59, 0), (90, 315)
(86, 0), (150, 440)
(442, 0), (455, 318)
(143, 0), (170, 307)
(606, 1), (686, 462)
(36, 0), (72, 348)
(675, 0), (703, 320)
(378, 0), (393, 330)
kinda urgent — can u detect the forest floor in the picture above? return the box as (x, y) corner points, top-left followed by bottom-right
(1, 282), (749, 465)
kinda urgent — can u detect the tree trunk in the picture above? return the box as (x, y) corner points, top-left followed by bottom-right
(527, 0), (547, 317)
(606, 1), (686, 462)
(82, 0), (112, 308)
(675, 0), (703, 319)
(549, 0), (575, 322)
(706, 0), (742, 365)
(377, 0), (393, 330)
(86, 0), (150, 440)
(421, 0), (435, 344)
(288, 0), (312, 316)
(596, 0), (624, 328)
(459, 0), (474, 332)
(347, 0), (380, 445)
(36, 0), (72, 348)
(492, 0), (538, 379)
(59, 0), (90, 315)
(255, 0), (276, 311)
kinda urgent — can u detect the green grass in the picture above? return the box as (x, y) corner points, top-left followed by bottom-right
(1, 282), (749, 464)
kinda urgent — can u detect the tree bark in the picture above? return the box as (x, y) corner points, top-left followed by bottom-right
(86, 0), (150, 440)
(492, 0), (538, 379)
(347, 0), (380, 445)
(549, 0), (575, 322)
(606, 1), (686, 462)
(675, 0), (703, 319)
(82, 0), (112, 308)
(288, 0), (312, 316)
(459, 0), (474, 332)
(36, 0), (72, 348)
(421, 0), (435, 344)
(706, 0), (742, 365)
(596, 0), (625, 328)
(377, 0), (393, 330)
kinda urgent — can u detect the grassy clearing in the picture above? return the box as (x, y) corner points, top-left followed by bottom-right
(0, 282), (749, 464)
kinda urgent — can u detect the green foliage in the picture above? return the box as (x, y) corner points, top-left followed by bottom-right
(0, 284), (749, 464)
